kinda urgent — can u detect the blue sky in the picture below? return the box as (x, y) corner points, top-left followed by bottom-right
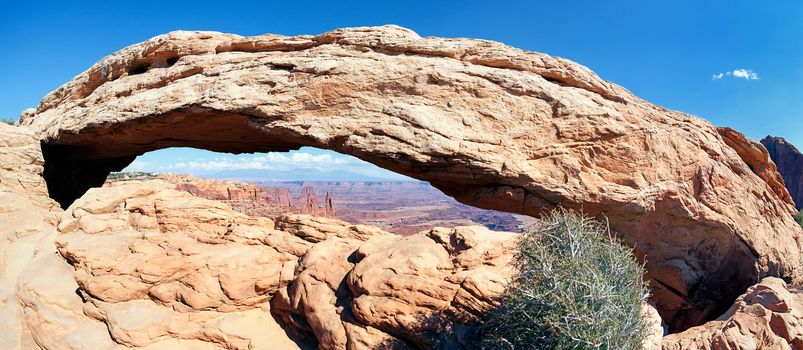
(2, 1), (802, 179)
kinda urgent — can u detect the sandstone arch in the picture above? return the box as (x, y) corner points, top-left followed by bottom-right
(20, 25), (803, 331)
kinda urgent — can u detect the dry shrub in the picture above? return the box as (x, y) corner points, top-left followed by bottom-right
(479, 210), (650, 350)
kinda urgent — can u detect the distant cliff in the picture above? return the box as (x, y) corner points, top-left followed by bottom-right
(762, 136), (803, 210)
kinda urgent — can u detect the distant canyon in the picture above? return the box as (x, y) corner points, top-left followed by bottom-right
(108, 172), (535, 235)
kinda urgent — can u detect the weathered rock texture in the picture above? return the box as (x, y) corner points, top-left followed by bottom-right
(158, 174), (334, 216)
(324, 191), (335, 216)
(20, 25), (803, 330)
(161, 174), (294, 205)
(0, 124), (62, 350)
(2, 161), (667, 349)
(299, 186), (322, 215)
(662, 277), (803, 349)
(719, 128), (794, 207)
(52, 180), (519, 349)
(762, 136), (803, 210)
(0, 120), (799, 348)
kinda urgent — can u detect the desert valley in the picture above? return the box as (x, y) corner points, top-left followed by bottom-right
(1, 23), (803, 350)
(108, 172), (534, 235)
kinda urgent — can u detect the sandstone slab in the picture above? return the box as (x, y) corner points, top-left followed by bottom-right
(662, 277), (803, 349)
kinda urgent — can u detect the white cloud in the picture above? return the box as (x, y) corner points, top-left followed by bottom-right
(712, 69), (759, 81)
(732, 69), (759, 80)
(160, 151), (363, 172)
(127, 148), (414, 181)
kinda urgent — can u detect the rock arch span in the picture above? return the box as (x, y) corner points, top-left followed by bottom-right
(21, 25), (803, 331)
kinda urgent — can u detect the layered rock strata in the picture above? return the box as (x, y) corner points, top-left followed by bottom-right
(162, 174), (294, 205)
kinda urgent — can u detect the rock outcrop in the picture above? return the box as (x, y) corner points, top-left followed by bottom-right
(1, 163), (665, 349)
(324, 191), (335, 216)
(46, 180), (519, 349)
(127, 175), (528, 235)
(157, 175), (337, 217)
(163, 174), (294, 205)
(662, 277), (803, 349)
(295, 188), (334, 216)
(298, 186), (322, 215)
(719, 128), (794, 206)
(0, 124), (62, 350)
(762, 136), (803, 210)
(0, 120), (800, 348)
(19, 25), (803, 330)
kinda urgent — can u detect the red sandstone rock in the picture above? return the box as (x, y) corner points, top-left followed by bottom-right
(20, 26), (803, 328)
(324, 191), (335, 216)
(662, 277), (803, 349)
(262, 187), (293, 206)
(718, 128), (794, 207)
(50, 180), (522, 348)
(2, 121), (801, 349)
(762, 136), (803, 210)
(298, 186), (321, 215)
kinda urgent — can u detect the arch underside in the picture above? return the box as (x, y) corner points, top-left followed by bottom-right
(26, 26), (802, 332)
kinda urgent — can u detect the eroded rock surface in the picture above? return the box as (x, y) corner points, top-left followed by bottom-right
(662, 277), (803, 349)
(762, 136), (803, 210)
(20, 25), (803, 329)
(161, 173), (294, 205)
(1, 120), (798, 349)
(0, 124), (63, 350)
(3, 170), (669, 349)
(47, 180), (518, 349)
(718, 128), (793, 207)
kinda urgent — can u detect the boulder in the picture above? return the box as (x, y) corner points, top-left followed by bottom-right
(662, 277), (803, 349)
